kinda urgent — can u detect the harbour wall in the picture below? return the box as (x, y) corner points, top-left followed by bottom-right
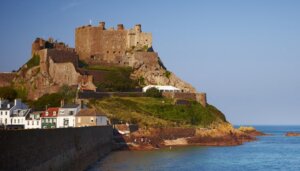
(0, 126), (113, 171)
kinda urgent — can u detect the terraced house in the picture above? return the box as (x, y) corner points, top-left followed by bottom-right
(41, 107), (58, 129)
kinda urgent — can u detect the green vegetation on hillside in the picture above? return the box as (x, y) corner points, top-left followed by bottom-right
(0, 87), (18, 101)
(90, 97), (227, 128)
(145, 87), (162, 98)
(86, 66), (139, 91)
(28, 85), (76, 110)
(26, 54), (40, 69)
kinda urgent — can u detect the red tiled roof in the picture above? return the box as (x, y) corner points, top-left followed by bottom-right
(41, 107), (59, 117)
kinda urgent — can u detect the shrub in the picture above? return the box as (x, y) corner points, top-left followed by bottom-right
(30, 93), (63, 111)
(0, 87), (17, 101)
(145, 87), (162, 98)
(164, 70), (171, 79)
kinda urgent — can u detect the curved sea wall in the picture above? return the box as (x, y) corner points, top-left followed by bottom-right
(0, 126), (113, 171)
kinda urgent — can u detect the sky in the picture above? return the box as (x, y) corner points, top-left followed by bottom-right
(0, 0), (300, 125)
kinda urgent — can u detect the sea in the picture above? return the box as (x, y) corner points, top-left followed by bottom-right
(87, 126), (300, 171)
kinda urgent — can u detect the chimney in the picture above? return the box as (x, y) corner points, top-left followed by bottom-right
(61, 99), (64, 107)
(80, 100), (84, 109)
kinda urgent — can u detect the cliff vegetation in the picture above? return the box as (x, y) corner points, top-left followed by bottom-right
(89, 97), (227, 128)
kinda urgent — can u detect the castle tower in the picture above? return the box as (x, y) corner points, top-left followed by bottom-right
(134, 24), (142, 32)
(99, 21), (105, 30)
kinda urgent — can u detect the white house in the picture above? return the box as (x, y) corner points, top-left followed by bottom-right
(25, 111), (42, 129)
(11, 109), (31, 129)
(57, 104), (81, 128)
(0, 99), (28, 126)
(142, 85), (182, 93)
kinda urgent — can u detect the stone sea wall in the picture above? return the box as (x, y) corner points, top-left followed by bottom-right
(0, 126), (113, 171)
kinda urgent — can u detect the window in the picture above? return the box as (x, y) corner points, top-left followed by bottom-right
(53, 118), (56, 122)
(5, 118), (7, 124)
(18, 119), (20, 124)
(46, 112), (49, 116)
(0, 111), (2, 115)
(14, 119), (16, 123)
(70, 111), (74, 115)
(90, 117), (94, 123)
(32, 121), (34, 125)
(37, 120), (39, 125)
(27, 121), (29, 125)
(53, 111), (56, 116)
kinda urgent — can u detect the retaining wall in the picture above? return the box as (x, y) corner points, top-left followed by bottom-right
(0, 126), (113, 171)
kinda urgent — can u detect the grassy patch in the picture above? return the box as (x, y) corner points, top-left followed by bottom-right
(26, 54), (40, 69)
(90, 97), (227, 128)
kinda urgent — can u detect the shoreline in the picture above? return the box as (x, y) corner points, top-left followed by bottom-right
(113, 124), (266, 151)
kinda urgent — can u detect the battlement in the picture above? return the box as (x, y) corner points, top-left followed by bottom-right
(75, 21), (152, 66)
(31, 37), (74, 57)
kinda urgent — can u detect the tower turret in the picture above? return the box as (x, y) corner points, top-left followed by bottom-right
(99, 21), (105, 30)
(134, 24), (142, 32)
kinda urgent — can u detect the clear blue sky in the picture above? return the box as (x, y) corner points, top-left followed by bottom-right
(1, 0), (300, 125)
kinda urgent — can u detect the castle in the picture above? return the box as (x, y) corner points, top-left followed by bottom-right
(75, 22), (152, 66)
(1, 21), (199, 103)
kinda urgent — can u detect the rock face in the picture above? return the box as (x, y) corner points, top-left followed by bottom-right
(285, 132), (300, 136)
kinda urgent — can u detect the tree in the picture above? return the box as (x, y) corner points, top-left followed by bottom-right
(145, 87), (162, 98)
(0, 87), (17, 101)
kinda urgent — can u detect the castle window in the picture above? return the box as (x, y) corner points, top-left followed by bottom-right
(113, 51), (116, 54)
(146, 39), (148, 42)
(107, 51), (109, 54)
(137, 42), (139, 44)
(91, 55), (95, 60)
(119, 51), (121, 54)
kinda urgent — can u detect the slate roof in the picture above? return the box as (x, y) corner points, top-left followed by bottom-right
(0, 102), (14, 110)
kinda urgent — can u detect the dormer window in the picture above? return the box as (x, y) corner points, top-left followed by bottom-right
(46, 112), (49, 116)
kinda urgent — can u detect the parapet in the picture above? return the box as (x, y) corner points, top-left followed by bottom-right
(117, 24), (124, 31)
(135, 24), (142, 32)
(99, 21), (105, 30)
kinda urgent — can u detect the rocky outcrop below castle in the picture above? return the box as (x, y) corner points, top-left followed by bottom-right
(114, 124), (265, 150)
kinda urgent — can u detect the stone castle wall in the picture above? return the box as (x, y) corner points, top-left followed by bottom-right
(162, 92), (207, 107)
(75, 22), (152, 66)
(0, 126), (113, 171)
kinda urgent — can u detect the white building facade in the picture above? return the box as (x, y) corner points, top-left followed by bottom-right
(25, 112), (42, 129)
(57, 104), (81, 128)
(142, 85), (182, 93)
(0, 99), (28, 126)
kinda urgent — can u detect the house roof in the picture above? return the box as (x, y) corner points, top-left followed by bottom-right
(0, 101), (14, 110)
(12, 109), (31, 117)
(41, 107), (59, 117)
(76, 109), (106, 117)
(61, 104), (80, 109)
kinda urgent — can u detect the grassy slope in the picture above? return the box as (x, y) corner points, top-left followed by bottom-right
(90, 97), (227, 128)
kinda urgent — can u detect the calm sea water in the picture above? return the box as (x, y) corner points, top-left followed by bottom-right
(87, 126), (300, 171)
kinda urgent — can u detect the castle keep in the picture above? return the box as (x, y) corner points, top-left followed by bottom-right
(75, 22), (152, 66)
